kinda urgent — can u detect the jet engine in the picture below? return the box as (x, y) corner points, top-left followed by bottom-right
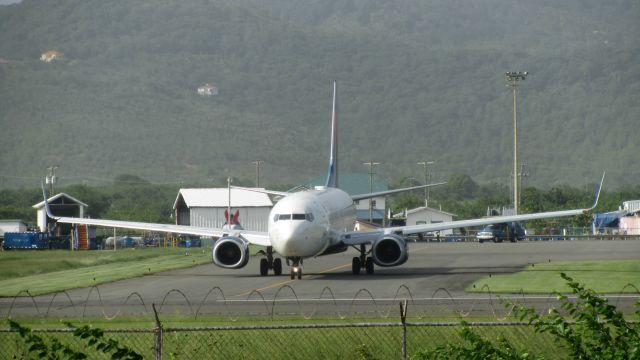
(371, 234), (408, 267)
(212, 236), (250, 269)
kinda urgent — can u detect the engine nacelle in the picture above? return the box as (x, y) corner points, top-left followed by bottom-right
(212, 236), (250, 269)
(371, 234), (409, 267)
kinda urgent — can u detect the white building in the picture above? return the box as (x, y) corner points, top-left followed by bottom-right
(40, 50), (64, 62)
(397, 206), (456, 235)
(0, 220), (28, 239)
(197, 83), (219, 96)
(32, 193), (88, 233)
(174, 188), (273, 232)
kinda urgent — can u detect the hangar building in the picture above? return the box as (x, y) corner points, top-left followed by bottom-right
(174, 188), (273, 232)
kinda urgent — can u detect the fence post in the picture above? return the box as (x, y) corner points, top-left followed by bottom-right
(400, 300), (408, 360)
(152, 303), (163, 360)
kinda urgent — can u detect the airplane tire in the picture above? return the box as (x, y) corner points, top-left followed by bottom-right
(260, 258), (269, 276)
(290, 268), (295, 280)
(352, 257), (361, 275)
(273, 258), (282, 275)
(298, 268), (302, 279)
(365, 257), (374, 275)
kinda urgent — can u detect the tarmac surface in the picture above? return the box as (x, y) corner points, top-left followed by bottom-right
(2, 240), (639, 320)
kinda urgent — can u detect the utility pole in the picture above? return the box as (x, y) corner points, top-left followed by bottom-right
(417, 161), (435, 207)
(227, 177), (232, 226)
(363, 161), (380, 223)
(251, 160), (264, 187)
(505, 71), (528, 214)
(518, 162), (529, 206)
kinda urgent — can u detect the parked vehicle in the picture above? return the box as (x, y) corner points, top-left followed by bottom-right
(477, 222), (525, 243)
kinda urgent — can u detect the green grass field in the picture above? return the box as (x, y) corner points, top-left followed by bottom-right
(0, 248), (212, 297)
(0, 320), (567, 360)
(467, 260), (640, 293)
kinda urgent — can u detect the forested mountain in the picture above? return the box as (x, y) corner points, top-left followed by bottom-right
(0, 0), (638, 189)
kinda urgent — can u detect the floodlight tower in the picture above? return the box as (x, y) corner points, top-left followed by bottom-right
(46, 165), (59, 195)
(505, 71), (528, 215)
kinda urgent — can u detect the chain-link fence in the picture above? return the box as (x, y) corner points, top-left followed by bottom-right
(1, 321), (565, 359)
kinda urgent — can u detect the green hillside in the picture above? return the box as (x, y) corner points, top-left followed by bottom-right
(0, 0), (638, 189)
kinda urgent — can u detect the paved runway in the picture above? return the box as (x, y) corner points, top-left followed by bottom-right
(2, 240), (639, 319)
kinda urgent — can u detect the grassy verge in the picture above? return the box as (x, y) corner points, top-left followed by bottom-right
(0, 318), (566, 359)
(467, 260), (640, 293)
(0, 248), (212, 296)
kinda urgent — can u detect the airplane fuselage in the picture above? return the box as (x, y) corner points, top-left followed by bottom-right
(268, 186), (356, 258)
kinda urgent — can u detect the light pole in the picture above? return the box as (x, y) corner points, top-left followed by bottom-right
(505, 71), (527, 215)
(363, 161), (380, 223)
(417, 161), (435, 207)
(251, 160), (264, 187)
(46, 165), (59, 195)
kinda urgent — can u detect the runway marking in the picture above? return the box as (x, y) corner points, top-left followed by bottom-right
(409, 244), (431, 253)
(234, 263), (352, 297)
(315, 263), (351, 275)
(235, 245), (434, 297)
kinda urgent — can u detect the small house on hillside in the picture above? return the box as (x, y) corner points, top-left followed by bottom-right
(40, 50), (64, 62)
(197, 83), (218, 96)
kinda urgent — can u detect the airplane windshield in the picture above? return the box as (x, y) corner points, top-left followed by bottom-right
(273, 213), (314, 222)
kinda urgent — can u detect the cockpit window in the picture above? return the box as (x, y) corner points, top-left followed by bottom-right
(279, 214), (292, 220)
(273, 213), (314, 222)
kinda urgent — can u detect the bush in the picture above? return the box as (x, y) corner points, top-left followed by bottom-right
(412, 273), (640, 359)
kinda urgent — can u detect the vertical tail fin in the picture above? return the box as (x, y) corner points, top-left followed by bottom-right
(324, 81), (339, 188)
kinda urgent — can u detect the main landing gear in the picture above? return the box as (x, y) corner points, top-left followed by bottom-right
(259, 246), (282, 276)
(352, 244), (374, 275)
(287, 257), (303, 280)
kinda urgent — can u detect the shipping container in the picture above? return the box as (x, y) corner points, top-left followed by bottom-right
(3, 232), (49, 249)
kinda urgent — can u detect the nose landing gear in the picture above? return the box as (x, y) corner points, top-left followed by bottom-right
(287, 257), (303, 279)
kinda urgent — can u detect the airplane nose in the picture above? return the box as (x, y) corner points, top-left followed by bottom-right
(271, 222), (325, 256)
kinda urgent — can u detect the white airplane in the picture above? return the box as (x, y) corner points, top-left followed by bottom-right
(44, 81), (603, 279)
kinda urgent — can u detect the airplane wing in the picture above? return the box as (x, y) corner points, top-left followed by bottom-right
(53, 217), (271, 246)
(351, 182), (447, 201)
(341, 173), (604, 246)
(41, 186), (271, 246)
(230, 185), (291, 198)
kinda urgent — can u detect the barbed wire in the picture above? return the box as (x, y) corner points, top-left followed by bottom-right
(2, 283), (638, 321)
